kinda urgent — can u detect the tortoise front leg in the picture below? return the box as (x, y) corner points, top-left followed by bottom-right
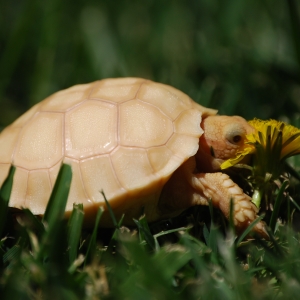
(182, 159), (268, 238)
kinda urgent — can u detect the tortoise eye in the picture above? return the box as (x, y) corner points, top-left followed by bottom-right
(232, 135), (242, 143)
(225, 123), (246, 145)
(226, 133), (244, 145)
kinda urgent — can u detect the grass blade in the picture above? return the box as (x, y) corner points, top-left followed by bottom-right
(133, 216), (156, 251)
(2, 244), (21, 265)
(269, 180), (289, 232)
(37, 164), (72, 261)
(284, 162), (300, 182)
(42, 164), (72, 227)
(236, 214), (265, 246)
(207, 200), (218, 254)
(20, 208), (45, 238)
(68, 203), (84, 264)
(84, 206), (103, 266)
(101, 190), (117, 228)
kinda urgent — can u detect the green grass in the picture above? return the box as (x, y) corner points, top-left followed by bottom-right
(0, 163), (300, 299)
(1, 0), (300, 299)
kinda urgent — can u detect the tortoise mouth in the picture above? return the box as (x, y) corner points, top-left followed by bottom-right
(195, 143), (224, 173)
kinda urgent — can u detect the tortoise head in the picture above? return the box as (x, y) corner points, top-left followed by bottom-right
(196, 115), (254, 171)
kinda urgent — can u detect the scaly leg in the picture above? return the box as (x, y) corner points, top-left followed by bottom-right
(182, 158), (268, 237)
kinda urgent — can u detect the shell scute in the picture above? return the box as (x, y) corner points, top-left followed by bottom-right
(65, 100), (118, 159)
(147, 146), (182, 177)
(166, 133), (200, 159)
(26, 170), (52, 213)
(39, 83), (91, 112)
(80, 155), (125, 205)
(90, 78), (144, 103)
(10, 103), (40, 129)
(9, 167), (28, 209)
(63, 158), (92, 211)
(13, 112), (64, 170)
(0, 127), (21, 163)
(49, 160), (63, 188)
(119, 99), (173, 148)
(110, 146), (157, 192)
(174, 109), (203, 137)
(137, 81), (193, 119)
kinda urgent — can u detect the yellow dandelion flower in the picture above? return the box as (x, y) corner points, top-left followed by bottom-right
(221, 119), (300, 170)
(220, 145), (254, 169)
(248, 119), (300, 160)
(221, 118), (300, 208)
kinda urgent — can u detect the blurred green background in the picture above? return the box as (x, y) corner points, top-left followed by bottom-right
(0, 0), (300, 128)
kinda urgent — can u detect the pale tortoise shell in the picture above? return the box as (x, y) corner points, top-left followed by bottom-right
(0, 78), (216, 216)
